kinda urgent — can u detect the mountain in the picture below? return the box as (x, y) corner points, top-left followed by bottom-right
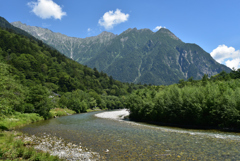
(12, 21), (231, 85)
(0, 17), (133, 95)
(11, 21), (116, 61)
(1, 17), (147, 117)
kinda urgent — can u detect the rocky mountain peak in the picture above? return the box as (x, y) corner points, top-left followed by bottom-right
(156, 28), (180, 41)
(97, 31), (116, 39)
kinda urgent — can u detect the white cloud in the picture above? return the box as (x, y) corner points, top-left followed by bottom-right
(27, 0), (66, 20)
(87, 28), (91, 32)
(210, 44), (240, 69)
(98, 9), (129, 30)
(226, 58), (240, 69)
(153, 26), (166, 32)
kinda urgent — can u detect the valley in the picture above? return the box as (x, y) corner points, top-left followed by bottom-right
(1, 15), (240, 161)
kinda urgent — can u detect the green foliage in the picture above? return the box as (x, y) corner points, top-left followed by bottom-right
(59, 90), (91, 113)
(0, 63), (26, 115)
(26, 85), (53, 118)
(126, 79), (240, 129)
(101, 95), (126, 110)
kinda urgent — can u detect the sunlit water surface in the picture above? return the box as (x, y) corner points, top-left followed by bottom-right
(18, 111), (240, 160)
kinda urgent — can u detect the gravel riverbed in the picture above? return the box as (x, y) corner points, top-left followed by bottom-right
(17, 133), (100, 161)
(16, 109), (130, 161)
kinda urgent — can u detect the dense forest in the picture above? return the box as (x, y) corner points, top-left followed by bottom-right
(0, 25), (145, 119)
(126, 71), (240, 129)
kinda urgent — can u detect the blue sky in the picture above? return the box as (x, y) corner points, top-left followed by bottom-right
(1, 0), (240, 69)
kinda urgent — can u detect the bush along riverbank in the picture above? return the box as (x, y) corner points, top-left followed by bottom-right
(126, 76), (240, 131)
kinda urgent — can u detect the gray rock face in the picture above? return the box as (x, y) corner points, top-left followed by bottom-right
(11, 21), (231, 85)
(11, 21), (116, 61)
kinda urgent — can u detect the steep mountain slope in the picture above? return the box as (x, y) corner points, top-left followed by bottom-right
(0, 18), (136, 96)
(11, 21), (116, 61)
(12, 21), (231, 85)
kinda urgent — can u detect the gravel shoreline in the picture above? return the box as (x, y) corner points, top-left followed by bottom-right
(14, 109), (130, 161)
(94, 109), (129, 120)
(17, 133), (100, 161)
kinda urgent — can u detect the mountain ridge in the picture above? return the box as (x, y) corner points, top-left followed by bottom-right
(11, 21), (231, 85)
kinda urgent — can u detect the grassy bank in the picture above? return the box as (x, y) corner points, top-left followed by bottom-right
(49, 108), (76, 118)
(86, 107), (102, 112)
(50, 107), (102, 117)
(0, 112), (44, 131)
(0, 108), (75, 160)
(0, 112), (62, 160)
(0, 108), (76, 131)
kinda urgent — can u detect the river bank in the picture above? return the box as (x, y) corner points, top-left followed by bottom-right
(0, 131), (62, 160)
(18, 133), (100, 160)
(0, 108), (101, 161)
(0, 131), (100, 161)
(0, 112), (44, 131)
(18, 109), (240, 160)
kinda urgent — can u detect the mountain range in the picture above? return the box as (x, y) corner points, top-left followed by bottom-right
(11, 21), (231, 85)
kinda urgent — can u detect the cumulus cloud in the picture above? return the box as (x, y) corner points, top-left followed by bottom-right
(153, 26), (166, 32)
(210, 44), (240, 69)
(226, 58), (240, 69)
(98, 9), (129, 30)
(87, 28), (91, 32)
(27, 0), (66, 20)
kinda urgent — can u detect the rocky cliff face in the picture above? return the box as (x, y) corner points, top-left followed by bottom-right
(12, 21), (231, 85)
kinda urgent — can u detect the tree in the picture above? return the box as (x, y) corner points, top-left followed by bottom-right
(202, 74), (208, 86)
(0, 63), (26, 115)
(178, 79), (186, 88)
(93, 67), (100, 78)
(27, 85), (52, 118)
(109, 76), (114, 85)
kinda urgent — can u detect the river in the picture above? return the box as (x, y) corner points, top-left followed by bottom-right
(18, 110), (240, 160)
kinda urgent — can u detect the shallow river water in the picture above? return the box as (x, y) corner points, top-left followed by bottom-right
(18, 110), (240, 160)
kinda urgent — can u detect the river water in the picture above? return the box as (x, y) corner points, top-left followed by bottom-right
(18, 110), (240, 160)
